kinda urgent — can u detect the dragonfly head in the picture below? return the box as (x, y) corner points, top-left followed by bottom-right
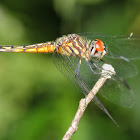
(89, 39), (106, 59)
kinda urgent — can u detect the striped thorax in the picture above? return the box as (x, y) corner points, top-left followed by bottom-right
(55, 34), (87, 58)
(55, 34), (107, 60)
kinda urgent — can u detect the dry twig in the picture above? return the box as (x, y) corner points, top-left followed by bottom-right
(62, 64), (116, 140)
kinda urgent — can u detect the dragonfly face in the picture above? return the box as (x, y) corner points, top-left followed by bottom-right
(89, 39), (106, 59)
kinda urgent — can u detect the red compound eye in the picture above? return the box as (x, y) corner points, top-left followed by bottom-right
(95, 39), (104, 52)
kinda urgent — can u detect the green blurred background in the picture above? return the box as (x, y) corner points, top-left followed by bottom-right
(0, 0), (140, 139)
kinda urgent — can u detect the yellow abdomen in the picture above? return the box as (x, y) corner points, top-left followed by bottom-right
(0, 42), (56, 53)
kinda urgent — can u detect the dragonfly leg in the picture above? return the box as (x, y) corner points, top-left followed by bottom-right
(100, 59), (110, 64)
(90, 60), (101, 69)
(75, 58), (89, 97)
(86, 60), (101, 74)
(75, 58), (82, 89)
(75, 59), (81, 77)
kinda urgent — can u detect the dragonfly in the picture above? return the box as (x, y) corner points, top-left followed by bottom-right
(0, 32), (139, 126)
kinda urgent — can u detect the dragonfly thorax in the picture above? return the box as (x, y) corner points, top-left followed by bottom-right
(89, 39), (106, 59)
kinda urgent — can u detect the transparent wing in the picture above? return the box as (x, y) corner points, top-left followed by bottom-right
(99, 74), (135, 108)
(78, 32), (140, 60)
(53, 51), (118, 125)
(103, 56), (138, 78)
(78, 58), (135, 108)
(52, 34), (136, 125)
(78, 32), (138, 78)
(53, 51), (100, 96)
(53, 52), (135, 127)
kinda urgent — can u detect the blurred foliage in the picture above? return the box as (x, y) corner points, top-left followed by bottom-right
(0, 0), (140, 140)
